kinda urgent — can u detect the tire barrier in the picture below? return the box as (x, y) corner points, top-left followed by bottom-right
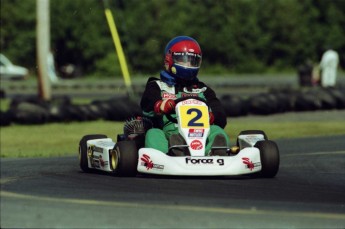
(221, 87), (344, 116)
(293, 88), (341, 111)
(0, 89), (5, 99)
(11, 102), (50, 124)
(91, 98), (142, 121)
(0, 87), (344, 126)
(220, 95), (249, 117)
(248, 93), (281, 115)
(323, 88), (345, 109)
(0, 110), (12, 126)
(1, 95), (142, 126)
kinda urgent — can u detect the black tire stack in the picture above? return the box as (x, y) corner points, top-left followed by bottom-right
(0, 95), (141, 126)
(221, 87), (345, 117)
(1, 87), (344, 126)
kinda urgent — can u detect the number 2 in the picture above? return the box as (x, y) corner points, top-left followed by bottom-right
(187, 108), (203, 127)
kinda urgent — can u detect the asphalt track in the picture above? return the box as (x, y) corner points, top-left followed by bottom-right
(1, 135), (345, 228)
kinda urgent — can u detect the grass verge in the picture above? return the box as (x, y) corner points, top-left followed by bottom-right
(1, 119), (344, 158)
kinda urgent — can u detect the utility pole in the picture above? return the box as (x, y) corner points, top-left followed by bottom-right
(36, 0), (51, 100)
(102, 0), (135, 100)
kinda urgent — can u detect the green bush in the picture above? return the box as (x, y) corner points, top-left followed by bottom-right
(1, 0), (344, 76)
(93, 52), (122, 77)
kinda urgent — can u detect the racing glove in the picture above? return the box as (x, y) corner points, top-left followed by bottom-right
(154, 99), (176, 115)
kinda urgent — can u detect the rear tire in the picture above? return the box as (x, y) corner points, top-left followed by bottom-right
(79, 134), (107, 172)
(112, 140), (138, 177)
(255, 140), (279, 178)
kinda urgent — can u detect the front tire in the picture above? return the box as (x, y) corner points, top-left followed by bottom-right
(111, 140), (138, 177)
(255, 140), (279, 178)
(79, 134), (107, 172)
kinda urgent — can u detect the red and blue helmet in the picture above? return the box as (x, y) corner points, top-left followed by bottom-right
(161, 36), (202, 86)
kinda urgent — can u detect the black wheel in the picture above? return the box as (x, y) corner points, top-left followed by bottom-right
(255, 140), (280, 178)
(79, 134), (107, 172)
(237, 130), (268, 146)
(111, 140), (138, 177)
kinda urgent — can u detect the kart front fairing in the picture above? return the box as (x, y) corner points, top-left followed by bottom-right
(137, 147), (262, 176)
(85, 137), (263, 176)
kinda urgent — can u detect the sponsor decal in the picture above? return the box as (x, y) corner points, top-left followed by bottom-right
(140, 154), (164, 170)
(188, 129), (204, 137)
(181, 99), (203, 105)
(242, 157), (260, 171)
(186, 157), (224, 166)
(99, 155), (106, 167)
(181, 93), (198, 97)
(93, 146), (103, 153)
(91, 159), (100, 168)
(162, 92), (177, 99)
(91, 155), (108, 168)
(88, 145), (103, 157)
(190, 139), (203, 150)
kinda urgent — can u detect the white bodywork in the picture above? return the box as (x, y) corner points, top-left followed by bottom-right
(85, 98), (266, 176)
(137, 147), (261, 176)
(86, 138), (115, 172)
(85, 134), (264, 176)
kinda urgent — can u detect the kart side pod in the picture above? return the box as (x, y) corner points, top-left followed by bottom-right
(237, 130), (279, 178)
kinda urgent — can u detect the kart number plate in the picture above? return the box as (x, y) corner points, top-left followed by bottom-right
(179, 106), (209, 128)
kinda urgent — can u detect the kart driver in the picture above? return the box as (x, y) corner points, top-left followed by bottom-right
(140, 36), (230, 156)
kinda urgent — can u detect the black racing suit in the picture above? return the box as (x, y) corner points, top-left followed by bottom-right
(140, 77), (227, 129)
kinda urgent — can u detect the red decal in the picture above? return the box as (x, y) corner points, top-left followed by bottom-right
(141, 154), (153, 170)
(162, 93), (176, 99)
(190, 129), (204, 133)
(99, 156), (105, 167)
(242, 157), (254, 171)
(190, 140), (203, 150)
(188, 129), (204, 137)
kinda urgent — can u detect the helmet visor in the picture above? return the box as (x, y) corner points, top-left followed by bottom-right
(172, 52), (201, 68)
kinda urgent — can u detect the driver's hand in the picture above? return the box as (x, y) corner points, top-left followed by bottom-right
(154, 99), (176, 115)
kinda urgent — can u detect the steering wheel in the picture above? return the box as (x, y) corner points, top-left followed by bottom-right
(166, 96), (208, 124)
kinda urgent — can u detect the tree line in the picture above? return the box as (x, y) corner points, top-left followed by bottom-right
(1, 0), (344, 78)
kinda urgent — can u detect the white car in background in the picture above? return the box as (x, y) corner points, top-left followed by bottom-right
(0, 54), (28, 80)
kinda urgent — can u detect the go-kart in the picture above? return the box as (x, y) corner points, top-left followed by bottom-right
(78, 97), (279, 177)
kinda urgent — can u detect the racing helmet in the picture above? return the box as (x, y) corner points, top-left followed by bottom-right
(161, 36), (202, 86)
